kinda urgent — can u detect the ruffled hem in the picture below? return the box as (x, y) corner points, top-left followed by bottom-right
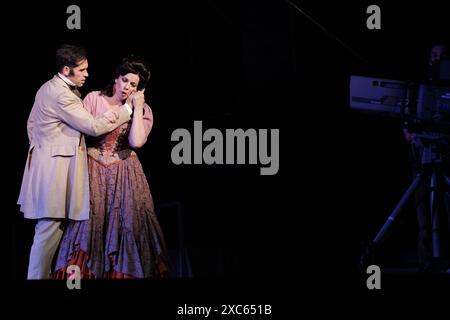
(53, 248), (169, 279)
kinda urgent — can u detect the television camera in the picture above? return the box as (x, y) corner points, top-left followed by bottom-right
(351, 71), (450, 272)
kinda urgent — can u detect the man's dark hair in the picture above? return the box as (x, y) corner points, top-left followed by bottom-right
(429, 40), (448, 51)
(55, 44), (87, 73)
(102, 55), (151, 97)
(427, 40), (449, 81)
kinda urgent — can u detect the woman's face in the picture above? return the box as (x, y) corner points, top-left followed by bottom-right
(113, 73), (140, 101)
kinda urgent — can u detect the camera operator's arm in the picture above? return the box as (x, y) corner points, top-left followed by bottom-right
(403, 127), (416, 143)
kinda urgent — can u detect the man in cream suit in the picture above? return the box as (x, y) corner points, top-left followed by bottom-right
(18, 44), (134, 279)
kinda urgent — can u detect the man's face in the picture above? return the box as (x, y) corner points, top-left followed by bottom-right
(430, 45), (447, 65)
(63, 59), (89, 87)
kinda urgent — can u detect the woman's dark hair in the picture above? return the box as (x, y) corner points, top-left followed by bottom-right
(55, 44), (87, 72)
(101, 55), (151, 97)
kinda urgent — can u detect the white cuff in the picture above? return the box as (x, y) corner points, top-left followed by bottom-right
(123, 103), (133, 115)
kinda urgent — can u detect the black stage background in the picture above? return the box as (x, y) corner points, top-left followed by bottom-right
(3, 0), (450, 301)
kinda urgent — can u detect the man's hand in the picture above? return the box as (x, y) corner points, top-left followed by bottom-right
(403, 128), (416, 143)
(104, 110), (119, 123)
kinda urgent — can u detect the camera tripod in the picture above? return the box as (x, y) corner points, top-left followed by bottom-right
(361, 133), (450, 271)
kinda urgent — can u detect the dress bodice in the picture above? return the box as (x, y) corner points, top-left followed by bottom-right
(86, 122), (136, 166)
(81, 91), (153, 166)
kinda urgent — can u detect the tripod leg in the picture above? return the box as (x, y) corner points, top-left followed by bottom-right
(445, 176), (450, 242)
(360, 172), (423, 271)
(430, 171), (441, 258)
(372, 172), (423, 246)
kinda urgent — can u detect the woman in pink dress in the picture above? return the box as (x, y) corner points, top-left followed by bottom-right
(54, 56), (169, 278)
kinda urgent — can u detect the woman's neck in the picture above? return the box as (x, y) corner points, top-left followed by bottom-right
(106, 94), (123, 106)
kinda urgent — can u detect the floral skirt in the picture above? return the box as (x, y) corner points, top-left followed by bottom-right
(53, 153), (169, 279)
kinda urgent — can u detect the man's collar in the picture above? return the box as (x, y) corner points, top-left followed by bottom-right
(57, 72), (77, 87)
